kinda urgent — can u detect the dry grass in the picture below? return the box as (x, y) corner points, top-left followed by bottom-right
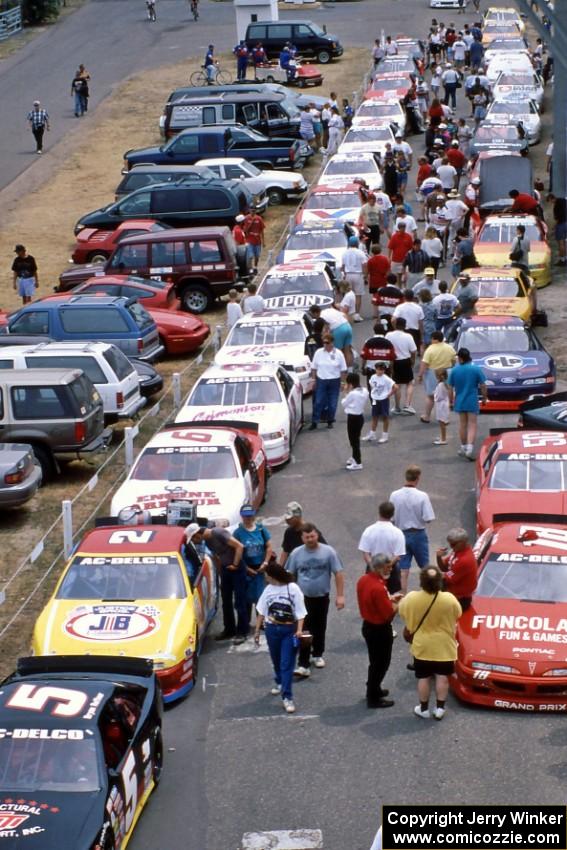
(0, 47), (369, 676)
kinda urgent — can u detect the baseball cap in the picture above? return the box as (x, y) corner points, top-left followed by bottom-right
(185, 522), (202, 542)
(240, 503), (256, 517)
(471, 177), (481, 185)
(434, 137), (443, 145)
(439, 123), (447, 129)
(33, 100), (40, 106)
(424, 267), (435, 275)
(451, 140), (459, 146)
(448, 189), (460, 197)
(235, 214), (245, 222)
(285, 501), (303, 519)
(395, 132), (403, 138)
(14, 244), (25, 252)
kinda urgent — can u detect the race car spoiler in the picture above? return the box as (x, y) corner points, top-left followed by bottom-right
(519, 390), (567, 412)
(493, 513), (567, 526)
(10, 655), (154, 680)
(489, 427), (520, 436)
(165, 419), (259, 433)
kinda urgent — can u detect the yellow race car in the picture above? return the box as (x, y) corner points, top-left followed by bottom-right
(474, 214), (551, 288)
(452, 266), (537, 323)
(32, 522), (218, 703)
(482, 21), (522, 43)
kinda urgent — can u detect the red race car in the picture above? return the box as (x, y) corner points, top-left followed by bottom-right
(452, 520), (567, 713)
(476, 429), (567, 533)
(71, 219), (168, 264)
(74, 274), (180, 311)
(364, 72), (412, 101)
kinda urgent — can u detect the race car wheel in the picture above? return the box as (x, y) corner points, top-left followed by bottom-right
(267, 187), (285, 205)
(317, 50), (331, 64)
(152, 727), (164, 786)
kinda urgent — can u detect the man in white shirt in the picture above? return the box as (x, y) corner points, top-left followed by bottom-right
(446, 189), (469, 241)
(359, 501), (406, 593)
(453, 35), (466, 68)
(394, 208), (418, 236)
(310, 335), (347, 430)
(436, 158), (458, 192)
(241, 282), (265, 313)
(386, 316), (417, 414)
(393, 134), (413, 168)
(341, 235), (368, 321)
(384, 35), (398, 55)
(389, 465), (435, 594)
(413, 267), (441, 297)
(393, 290), (424, 348)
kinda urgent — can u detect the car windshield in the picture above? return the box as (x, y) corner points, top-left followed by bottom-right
(372, 78), (406, 90)
(458, 326), (529, 352)
(57, 554), (187, 600)
(260, 272), (330, 297)
(488, 39), (525, 50)
(497, 74), (537, 87)
(357, 103), (401, 118)
(305, 192), (359, 209)
(479, 221), (540, 242)
(475, 125), (519, 141)
(477, 555), (567, 602)
(325, 158), (378, 176)
(189, 376), (281, 406)
(489, 101), (535, 115)
(228, 320), (304, 345)
(0, 737), (101, 793)
(286, 230), (346, 250)
(132, 445), (237, 480)
(309, 23), (326, 36)
(127, 301), (154, 330)
(490, 457), (566, 490)
(475, 279), (522, 297)
(344, 128), (392, 142)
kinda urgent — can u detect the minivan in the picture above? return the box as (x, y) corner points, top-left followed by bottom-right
(245, 20), (343, 63)
(115, 164), (217, 200)
(162, 91), (301, 140)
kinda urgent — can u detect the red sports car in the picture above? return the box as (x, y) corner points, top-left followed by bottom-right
(74, 275), (180, 311)
(476, 429), (567, 533)
(452, 520), (567, 712)
(70, 219), (168, 264)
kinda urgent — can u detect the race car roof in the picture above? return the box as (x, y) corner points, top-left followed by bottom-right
(141, 425), (239, 450)
(482, 214), (540, 227)
(290, 222), (349, 234)
(233, 309), (304, 325)
(77, 524), (186, 554)
(0, 678), (115, 727)
(460, 316), (525, 329)
(267, 261), (329, 274)
(487, 522), (567, 556)
(325, 152), (378, 163)
(488, 430), (567, 456)
(198, 362), (282, 380)
(309, 183), (359, 194)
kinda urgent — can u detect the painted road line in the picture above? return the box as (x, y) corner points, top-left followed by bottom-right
(241, 829), (323, 849)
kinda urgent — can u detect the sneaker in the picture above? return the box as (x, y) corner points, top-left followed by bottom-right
(457, 445), (467, 456)
(294, 666), (311, 678)
(283, 699), (296, 714)
(402, 406), (416, 415)
(391, 408), (403, 416)
(313, 657), (326, 668)
(215, 631), (235, 641)
(414, 705), (431, 719)
(353, 313), (364, 323)
(362, 432), (377, 442)
(433, 706), (446, 721)
(433, 439), (447, 445)
(271, 684), (282, 695)
(392, 629), (397, 639)
(345, 458), (355, 468)
(465, 449), (475, 461)
(327, 421), (334, 429)
(347, 462), (363, 470)
(367, 698), (395, 708)
(37, 150), (42, 155)
(378, 435), (389, 444)
(232, 635), (247, 645)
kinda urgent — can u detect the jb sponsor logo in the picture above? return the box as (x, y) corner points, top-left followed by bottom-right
(65, 604), (160, 642)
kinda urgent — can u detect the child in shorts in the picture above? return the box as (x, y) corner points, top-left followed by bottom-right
(362, 362), (397, 444)
(433, 368), (450, 445)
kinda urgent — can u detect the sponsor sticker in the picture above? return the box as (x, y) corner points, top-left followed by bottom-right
(64, 603), (160, 642)
(0, 798), (60, 840)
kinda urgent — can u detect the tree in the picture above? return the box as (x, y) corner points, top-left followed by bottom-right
(22, 0), (60, 24)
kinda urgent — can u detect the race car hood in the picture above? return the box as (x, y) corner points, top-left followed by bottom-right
(110, 476), (243, 521)
(299, 208), (359, 224)
(215, 341), (307, 369)
(472, 349), (552, 382)
(33, 596), (194, 662)
(458, 597), (567, 673)
(180, 402), (285, 435)
(474, 243), (547, 267)
(475, 297), (529, 320)
(279, 247), (343, 266)
(0, 790), (103, 849)
(262, 292), (334, 310)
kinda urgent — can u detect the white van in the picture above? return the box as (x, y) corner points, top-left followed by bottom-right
(0, 342), (145, 424)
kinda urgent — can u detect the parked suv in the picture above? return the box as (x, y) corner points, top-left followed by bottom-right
(0, 342), (145, 424)
(75, 177), (263, 234)
(3, 296), (163, 362)
(0, 369), (108, 479)
(244, 20), (343, 63)
(59, 227), (239, 314)
(114, 164), (216, 199)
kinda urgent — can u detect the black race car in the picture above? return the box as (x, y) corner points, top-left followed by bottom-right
(0, 656), (163, 849)
(519, 390), (567, 431)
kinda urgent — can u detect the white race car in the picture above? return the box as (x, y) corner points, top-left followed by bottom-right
(279, 222), (354, 267)
(256, 261), (336, 311)
(320, 152), (384, 189)
(353, 100), (406, 134)
(297, 182), (361, 225)
(492, 70), (544, 110)
(484, 37), (529, 64)
(484, 98), (541, 144)
(215, 310), (315, 395)
(110, 423), (268, 523)
(430, 0), (460, 7)
(486, 53), (533, 84)
(175, 362), (303, 467)
(484, 7), (526, 32)
(338, 121), (397, 157)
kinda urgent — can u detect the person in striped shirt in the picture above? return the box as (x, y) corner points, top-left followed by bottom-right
(27, 101), (50, 154)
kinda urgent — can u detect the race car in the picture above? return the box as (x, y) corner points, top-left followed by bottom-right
(296, 183), (361, 225)
(278, 222), (355, 267)
(0, 654), (162, 848)
(175, 362), (303, 467)
(32, 522), (218, 703)
(476, 430), (567, 532)
(452, 520), (567, 712)
(320, 152), (383, 190)
(486, 52), (534, 84)
(474, 214), (551, 288)
(256, 261), (336, 310)
(484, 38), (530, 65)
(364, 72), (412, 101)
(215, 310), (314, 395)
(484, 6), (526, 33)
(483, 98), (541, 145)
(519, 391), (567, 432)
(451, 267), (536, 323)
(470, 123), (529, 158)
(448, 316), (555, 412)
(338, 121), (397, 157)
(482, 20), (522, 43)
(110, 422), (268, 523)
(492, 71), (544, 110)
(352, 99), (406, 134)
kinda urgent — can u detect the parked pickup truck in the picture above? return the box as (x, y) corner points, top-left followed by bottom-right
(124, 125), (313, 172)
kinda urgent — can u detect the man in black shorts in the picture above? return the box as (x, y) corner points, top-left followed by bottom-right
(385, 317), (417, 414)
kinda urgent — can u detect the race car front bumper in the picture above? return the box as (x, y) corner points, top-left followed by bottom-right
(156, 654), (195, 703)
(451, 666), (567, 712)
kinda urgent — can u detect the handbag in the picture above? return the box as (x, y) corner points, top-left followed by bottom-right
(509, 238), (523, 263)
(403, 592), (439, 643)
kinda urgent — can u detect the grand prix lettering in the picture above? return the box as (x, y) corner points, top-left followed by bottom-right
(494, 700), (567, 711)
(0, 798), (60, 841)
(6, 684), (88, 718)
(64, 604), (160, 642)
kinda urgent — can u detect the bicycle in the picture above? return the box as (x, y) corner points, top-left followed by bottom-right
(190, 64), (232, 85)
(190, 0), (199, 20)
(146, 0), (156, 21)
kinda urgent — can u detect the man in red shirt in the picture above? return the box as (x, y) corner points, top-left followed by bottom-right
(437, 528), (477, 611)
(356, 553), (402, 708)
(367, 244), (391, 317)
(387, 222), (414, 283)
(446, 141), (466, 176)
(416, 156), (432, 188)
(243, 209), (266, 272)
(508, 189), (540, 216)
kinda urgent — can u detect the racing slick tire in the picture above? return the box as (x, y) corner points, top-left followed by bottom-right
(152, 727), (164, 786)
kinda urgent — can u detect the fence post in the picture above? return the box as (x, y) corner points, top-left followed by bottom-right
(214, 325), (223, 354)
(267, 249), (274, 267)
(62, 500), (73, 559)
(124, 426), (136, 470)
(173, 372), (181, 410)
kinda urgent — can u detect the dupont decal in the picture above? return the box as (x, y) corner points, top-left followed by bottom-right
(264, 294), (334, 309)
(481, 354), (538, 370)
(0, 799), (60, 840)
(64, 604), (161, 642)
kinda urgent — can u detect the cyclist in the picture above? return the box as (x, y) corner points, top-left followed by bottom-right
(146, 0), (156, 20)
(204, 44), (216, 84)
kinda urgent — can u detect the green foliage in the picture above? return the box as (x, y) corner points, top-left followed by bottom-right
(22, 0), (60, 25)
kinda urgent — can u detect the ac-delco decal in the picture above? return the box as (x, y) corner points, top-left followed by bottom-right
(130, 491), (221, 509)
(64, 604), (160, 642)
(0, 728), (86, 739)
(500, 453), (566, 461)
(76, 555), (177, 565)
(154, 446), (220, 454)
(0, 798), (60, 840)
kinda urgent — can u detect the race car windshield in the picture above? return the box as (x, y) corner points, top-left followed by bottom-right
(286, 230), (347, 249)
(477, 556), (567, 602)
(487, 39), (525, 50)
(475, 279), (521, 298)
(260, 273), (330, 296)
(489, 101), (537, 115)
(189, 377), (281, 406)
(478, 222), (541, 242)
(357, 103), (401, 118)
(57, 555), (187, 600)
(474, 126), (519, 141)
(372, 78), (406, 90)
(344, 128), (393, 142)
(497, 74), (538, 87)
(228, 323), (304, 346)
(490, 458), (565, 490)
(0, 737), (101, 792)
(132, 446), (237, 481)
(305, 192), (359, 209)
(458, 326), (529, 352)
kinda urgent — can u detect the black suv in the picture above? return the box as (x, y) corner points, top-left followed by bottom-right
(245, 20), (343, 64)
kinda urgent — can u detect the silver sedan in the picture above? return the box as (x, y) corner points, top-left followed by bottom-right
(0, 444), (42, 508)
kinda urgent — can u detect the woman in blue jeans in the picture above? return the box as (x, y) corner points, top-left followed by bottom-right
(254, 561), (307, 714)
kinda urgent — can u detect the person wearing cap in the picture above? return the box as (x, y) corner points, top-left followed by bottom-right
(27, 100), (50, 154)
(232, 214), (249, 279)
(413, 266), (441, 298)
(360, 319), (396, 385)
(452, 227), (476, 274)
(464, 176), (480, 211)
(188, 524), (247, 643)
(358, 193), (382, 251)
(12, 245), (38, 305)
(234, 504), (272, 621)
(393, 134), (413, 168)
(310, 334), (348, 430)
(441, 63), (460, 109)
(387, 222), (413, 284)
(394, 207), (417, 238)
(340, 236), (368, 322)
(204, 45), (216, 84)
(435, 157), (458, 192)
(402, 239), (429, 290)
(279, 502), (326, 567)
(446, 190), (468, 243)
(233, 39), (249, 81)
